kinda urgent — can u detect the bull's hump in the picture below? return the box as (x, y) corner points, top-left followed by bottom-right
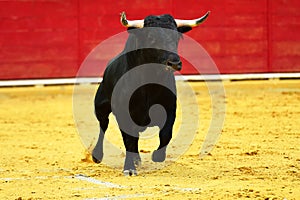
(143, 14), (176, 29)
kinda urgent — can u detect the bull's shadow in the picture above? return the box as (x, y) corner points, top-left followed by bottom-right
(92, 11), (209, 176)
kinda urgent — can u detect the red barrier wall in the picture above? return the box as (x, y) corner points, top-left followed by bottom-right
(0, 0), (299, 80)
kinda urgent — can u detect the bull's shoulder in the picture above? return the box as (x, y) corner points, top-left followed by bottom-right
(101, 53), (129, 90)
(104, 55), (127, 77)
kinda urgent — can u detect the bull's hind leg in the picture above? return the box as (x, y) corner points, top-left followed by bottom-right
(121, 131), (141, 176)
(152, 109), (176, 162)
(92, 102), (111, 163)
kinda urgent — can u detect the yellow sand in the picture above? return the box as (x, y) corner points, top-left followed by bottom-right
(0, 80), (299, 199)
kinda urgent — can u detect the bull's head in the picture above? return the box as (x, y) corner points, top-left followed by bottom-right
(120, 11), (210, 71)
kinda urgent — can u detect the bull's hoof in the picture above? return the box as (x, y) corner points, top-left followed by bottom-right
(123, 169), (138, 176)
(92, 150), (103, 164)
(152, 149), (166, 162)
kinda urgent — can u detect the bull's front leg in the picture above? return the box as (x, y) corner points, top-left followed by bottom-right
(121, 131), (141, 176)
(152, 109), (176, 162)
(92, 101), (111, 164)
(92, 125), (105, 163)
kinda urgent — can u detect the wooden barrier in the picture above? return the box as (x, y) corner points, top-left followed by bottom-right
(0, 0), (299, 80)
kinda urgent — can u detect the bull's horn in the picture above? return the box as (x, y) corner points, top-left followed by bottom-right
(175, 11), (210, 27)
(120, 12), (144, 28)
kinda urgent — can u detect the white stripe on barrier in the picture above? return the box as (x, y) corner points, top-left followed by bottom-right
(0, 77), (102, 87)
(179, 72), (300, 81)
(0, 73), (299, 87)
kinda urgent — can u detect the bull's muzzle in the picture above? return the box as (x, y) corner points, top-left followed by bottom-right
(166, 53), (182, 71)
(166, 60), (182, 71)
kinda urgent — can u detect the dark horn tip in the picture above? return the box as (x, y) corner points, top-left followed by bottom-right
(205, 11), (211, 17)
(120, 11), (126, 18)
(120, 11), (128, 26)
(195, 11), (210, 25)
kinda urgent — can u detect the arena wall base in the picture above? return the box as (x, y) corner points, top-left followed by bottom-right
(0, 73), (299, 87)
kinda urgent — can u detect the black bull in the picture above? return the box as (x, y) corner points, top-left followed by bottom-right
(92, 12), (209, 175)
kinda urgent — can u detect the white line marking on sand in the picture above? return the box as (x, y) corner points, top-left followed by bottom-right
(0, 172), (200, 199)
(74, 174), (125, 189)
(0, 175), (69, 181)
(85, 193), (153, 200)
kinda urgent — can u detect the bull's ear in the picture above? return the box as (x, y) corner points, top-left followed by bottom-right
(177, 26), (192, 33)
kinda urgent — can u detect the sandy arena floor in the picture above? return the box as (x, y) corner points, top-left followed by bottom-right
(0, 79), (299, 200)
